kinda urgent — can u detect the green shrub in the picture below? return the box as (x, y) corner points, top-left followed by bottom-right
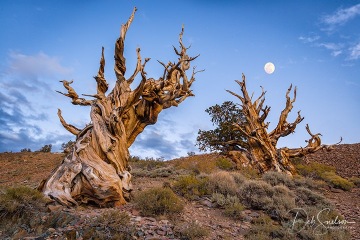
(295, 162), (335, 178)
(245, 214), (283, 240)
(176, 221), (209, 240)
(37, 144), (52, 152)
(238, 180), (295, 220)
(238, 180), (274, 210)
(20, 148), (31, 152)
(215, 157), (234, 170)
(0, 186), (48, 237)
(211, 193), (238, 207)
(173, 175), (210, 200)
(269, 185), (296, 220)
(0, 186), (45, 219)
(207, 171), (238, 195)
(211, 192), (226, 207)
(262, 171), (294, 188)
(293, 175), (326, 190)
(131, 157), (166, 170)
(296, 162), (354, 191)
(224, 202), (245, 220)
(349, 176), (360, 187)
(132, 166), (175, 178)
(321, 172), (354, 191)
(295, 187), (331, 208)
(135, 187), (184, 217)
(230, 172), (247, 184)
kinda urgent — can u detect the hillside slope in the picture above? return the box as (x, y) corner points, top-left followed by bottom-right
(0, 144), (359, 239)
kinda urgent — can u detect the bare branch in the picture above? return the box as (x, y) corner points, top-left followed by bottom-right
(127, 48), (143, 85)
(114, 7), (137, 79)
(269, 84), (299, 140)
(57, 80), (92, 106)
(57, 109), (81, 135)
(93, 47), (108, 98)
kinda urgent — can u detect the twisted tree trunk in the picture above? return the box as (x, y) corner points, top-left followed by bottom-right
(227, 74), (340, 175)
(38, 7), (201, 207)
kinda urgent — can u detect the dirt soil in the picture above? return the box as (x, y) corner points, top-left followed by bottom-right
(0, 143), (359, 239)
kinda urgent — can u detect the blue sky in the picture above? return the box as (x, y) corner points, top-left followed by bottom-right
(0, 1), (359, 158)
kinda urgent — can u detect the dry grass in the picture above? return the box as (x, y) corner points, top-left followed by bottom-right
(170, 153), (227, 174)
(295, 162), (354, 191)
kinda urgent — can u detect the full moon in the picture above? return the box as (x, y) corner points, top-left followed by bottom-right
(264, 62), (275, 74)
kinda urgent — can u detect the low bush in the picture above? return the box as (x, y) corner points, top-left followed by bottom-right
(211, 193), (239, 207)
(293, 175), (326, 190)
(82, 209), (134, 240)
(238, 180), (295, 220)
(321, 172), (354, 191)
(296, 162), (354, 191)
(230, 172), (247, 184)
(295, 187), (331, 208)
(262, 171), (294, 188)
(20, 148), (31, 152)
(224, 202), (245, 220)
(130, 156), (167, 170)
(0, 185), (45, 220)
(172, 175), (210, 200)
(37, 144), (52, 153)
(247, 211), (351, 240)
(176, 221), (209, 240)
(207, 171), (238, 195)
(215, 157), (234, 170)
(296, 162), (335, 177)
(171, 154), (220, 174)
(349, 176), (360, 187)
(238, 180), (274, 210)
(269, 185), (296, 220)
(0, 186), (48, 237)
(245, 214), (283, 240)
(132, 166), (175, 178)
(135, 187), (184, 217)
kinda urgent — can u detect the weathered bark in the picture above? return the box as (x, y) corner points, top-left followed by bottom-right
(38, 7), (201, 207)
(227, 74), (340, 175)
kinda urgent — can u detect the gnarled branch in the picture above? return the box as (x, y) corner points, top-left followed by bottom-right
(56, 80), (92, 106)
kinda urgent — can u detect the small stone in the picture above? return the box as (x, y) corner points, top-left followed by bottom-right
(156, 229), (166, 236)
(241, 224), (250, 230)
(200, 199), (213, 208)
(48, 228), (56, 233)
(137, 230), (145, 237)
(249, 212), (260, 218)
(330, 188), (344, 193)
(243, 210), (252, 214)
(159, 220), (169, 225)
(47, 205), (63, 212)
(145, 217), (157, 222)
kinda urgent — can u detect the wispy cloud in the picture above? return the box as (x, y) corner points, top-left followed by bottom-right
(129, 115), (198, 159)
(7, 51), (72, 78)
(299, 4), (360, 62)
(316, 42), (343, 57)
(321, 3), (360, 30)
(298, 35), (320, 43)
(349, 42), (360, 60)
(0, 51), (73, 152)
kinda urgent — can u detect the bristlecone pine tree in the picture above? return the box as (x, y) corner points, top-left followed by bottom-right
(38, 8), (201, 207)
(226, 74), (340, 175)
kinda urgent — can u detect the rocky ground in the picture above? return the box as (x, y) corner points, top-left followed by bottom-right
(0, 143), (359, 239)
